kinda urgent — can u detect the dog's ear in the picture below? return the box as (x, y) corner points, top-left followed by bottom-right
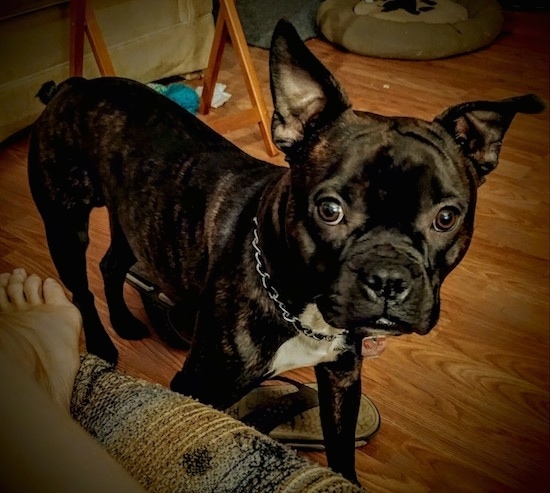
(436, 94), (544, 183)
(269, 19), (350, 155)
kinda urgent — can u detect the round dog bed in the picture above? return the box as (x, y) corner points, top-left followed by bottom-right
(317, 0), (504, 60)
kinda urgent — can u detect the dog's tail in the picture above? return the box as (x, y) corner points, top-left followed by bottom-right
(36, 77), (86, 105)
(36, 81), (59, 105)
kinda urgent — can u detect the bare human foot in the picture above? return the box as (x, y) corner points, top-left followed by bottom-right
(0, 268), (81, 410)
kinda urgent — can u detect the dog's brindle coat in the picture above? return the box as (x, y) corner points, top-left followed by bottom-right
(29, 21), (543, 482)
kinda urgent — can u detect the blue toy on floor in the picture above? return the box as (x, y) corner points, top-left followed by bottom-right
(147, 82), (200, 114)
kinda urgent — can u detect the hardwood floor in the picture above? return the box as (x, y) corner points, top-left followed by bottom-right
(1, 10), (548, 493)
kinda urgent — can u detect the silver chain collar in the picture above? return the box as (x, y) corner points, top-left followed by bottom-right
(252, 217), (342, 342)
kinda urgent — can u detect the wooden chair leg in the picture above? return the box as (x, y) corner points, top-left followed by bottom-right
(69, 0), (115, 77)
(199, 0), (278, 157)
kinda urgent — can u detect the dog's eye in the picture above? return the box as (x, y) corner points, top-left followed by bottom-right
(317, 198), (344, 225)
(433, 207), (460, 232)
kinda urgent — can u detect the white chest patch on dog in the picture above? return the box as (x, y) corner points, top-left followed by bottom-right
(268, 303), (347, 376)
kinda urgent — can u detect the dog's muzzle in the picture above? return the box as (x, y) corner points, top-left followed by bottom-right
(320, 239), (436, 337)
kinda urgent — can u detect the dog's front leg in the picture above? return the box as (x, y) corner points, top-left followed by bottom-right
(315, 350), (363, 484)
(170, 290), (264, 410)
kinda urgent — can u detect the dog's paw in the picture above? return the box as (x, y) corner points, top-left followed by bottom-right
(169, 371), (187, 394)
(96, 342), (119, 365)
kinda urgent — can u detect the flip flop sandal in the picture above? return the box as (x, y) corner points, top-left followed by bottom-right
(227, 375), (381, 450)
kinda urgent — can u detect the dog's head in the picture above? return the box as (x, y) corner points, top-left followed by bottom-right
(268, 20), (544, 338)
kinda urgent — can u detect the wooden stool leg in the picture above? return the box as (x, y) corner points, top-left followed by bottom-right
(222, 0), (277, 157)
(199, 10), (229, 115)
(199, 0), (278, 157)
(69, 0), (86, 77)
(69, 0), (115, 77)
(84, 1), (115, 76)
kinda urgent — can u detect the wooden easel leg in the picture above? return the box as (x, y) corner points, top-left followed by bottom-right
(199, 0), (278, 157)
(199, 10), (229, 115)
(69, 0), (86, 76)
(84, 1), (115, 76)
(222, 0), (277, 157)
(69, 0), (115, 77)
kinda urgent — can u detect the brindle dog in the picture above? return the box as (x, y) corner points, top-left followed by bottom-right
(28, 20), (543, 482)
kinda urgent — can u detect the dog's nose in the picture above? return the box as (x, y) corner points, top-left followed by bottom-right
(364, 266), (412, 303)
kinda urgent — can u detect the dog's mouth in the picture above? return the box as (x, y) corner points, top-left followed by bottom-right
(370, 316), (401, 333)
(359, 317), (413, 337)
(316, 293), (423, 337)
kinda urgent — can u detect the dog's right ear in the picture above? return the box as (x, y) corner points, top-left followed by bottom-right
(269, 20), (350, 156)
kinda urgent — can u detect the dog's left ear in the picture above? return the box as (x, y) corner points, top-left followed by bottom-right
(436, 94), (545, 183)
(269, 19), (351, 155)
